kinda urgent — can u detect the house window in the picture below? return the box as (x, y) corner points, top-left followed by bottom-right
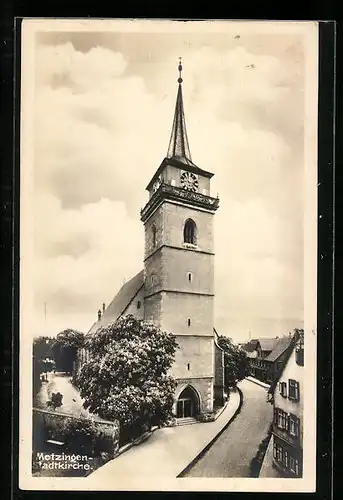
(273, 442), (283, 462)
(137, 301), (141, 309)
(184, 219), (197, 245)
(152, 225), (157, 248)
(273, 442), (289, 469)
(274, 408), (289, 431)
(289, 414), (300, 438)
(188, 318), (191, 327)
(279, 381), (287, 397)
(288, 379), (300, 401)
(289, 456), (300, 475)
(187, 363), (190, 370)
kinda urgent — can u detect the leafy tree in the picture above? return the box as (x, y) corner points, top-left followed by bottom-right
(217, 336), (250, 388)
(52, 329), (85, 373)
(33, 336), (55, 360)
(32, 336), (56, 396)
(77, 315), (178, 440)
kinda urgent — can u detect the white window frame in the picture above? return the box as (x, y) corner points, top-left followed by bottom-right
(289, 456), (299, 475)
(289, 414), (300, 438)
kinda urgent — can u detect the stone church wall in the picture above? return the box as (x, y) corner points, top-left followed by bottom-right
(163, 202), (214, 253)
(160, 291), (214, 337)
(173, 377), (213, 414)
(172, 334), (214, 379)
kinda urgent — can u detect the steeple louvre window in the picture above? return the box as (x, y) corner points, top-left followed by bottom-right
(184, 219), (197, 245)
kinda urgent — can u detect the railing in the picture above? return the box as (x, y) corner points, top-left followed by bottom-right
(141, 183), (219, 221)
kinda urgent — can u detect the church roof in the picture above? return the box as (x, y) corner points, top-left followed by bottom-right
(145, 59), (213, 192)
(88, 270), (144, 335)
(167, 73), (194, 167)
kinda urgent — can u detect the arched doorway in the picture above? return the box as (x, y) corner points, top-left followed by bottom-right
(176, 386), (200, 418)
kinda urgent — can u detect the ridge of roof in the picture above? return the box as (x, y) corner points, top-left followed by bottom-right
(264, 336), (293, 362)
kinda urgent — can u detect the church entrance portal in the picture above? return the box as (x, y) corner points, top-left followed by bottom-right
(176, 386), (199, 418)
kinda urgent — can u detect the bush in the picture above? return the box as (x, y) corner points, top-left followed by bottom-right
(62, 417), (97, 455)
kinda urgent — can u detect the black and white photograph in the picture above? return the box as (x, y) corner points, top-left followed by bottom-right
(19, 19), (318, 492)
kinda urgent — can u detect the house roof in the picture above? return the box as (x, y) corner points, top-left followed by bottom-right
(242, 339), (259, 352)
(267, 331), (303, 395)
(258, 338), (280, 352)
(268, 342), (296, 396)
(264, 336), (293, 362)
(87, 270), (144, 335)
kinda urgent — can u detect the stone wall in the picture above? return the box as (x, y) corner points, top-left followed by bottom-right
(171, 335), (214, 379)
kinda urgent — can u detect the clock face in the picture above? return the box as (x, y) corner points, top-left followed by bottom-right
(152, 175), (162, 193)
(180, 171), (199, 192)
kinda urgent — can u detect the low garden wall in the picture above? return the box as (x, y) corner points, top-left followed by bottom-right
(33, 407), (120, 458)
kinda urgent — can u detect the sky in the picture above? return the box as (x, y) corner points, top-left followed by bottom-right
(30, 22), (308, 342)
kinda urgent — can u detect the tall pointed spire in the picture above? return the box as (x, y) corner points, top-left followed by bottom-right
(166, 58), (193, 165)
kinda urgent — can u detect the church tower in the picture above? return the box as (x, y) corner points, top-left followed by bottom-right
(141, 60), (220, 419)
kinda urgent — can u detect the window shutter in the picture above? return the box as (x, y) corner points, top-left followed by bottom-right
(273, 407), (278, 424)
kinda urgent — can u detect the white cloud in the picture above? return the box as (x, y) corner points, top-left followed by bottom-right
(31, 33), (305, 340)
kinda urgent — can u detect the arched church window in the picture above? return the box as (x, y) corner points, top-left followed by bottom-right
(184, 219), (197, 245)
(152, 224), (157, 247)
(137, 301), (141, 309)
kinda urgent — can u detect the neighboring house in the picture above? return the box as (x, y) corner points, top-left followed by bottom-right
(263, 336), (294, 384)
(75, 61), (225, 422)
(242, 338), (279, 382)
(267, 331), (304, 477)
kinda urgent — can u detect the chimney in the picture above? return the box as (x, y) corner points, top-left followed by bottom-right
(102, 302), (106, 313)
(98, 309), (102, 321)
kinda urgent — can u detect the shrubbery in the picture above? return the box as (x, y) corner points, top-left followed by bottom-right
(77, 315), (178, 444)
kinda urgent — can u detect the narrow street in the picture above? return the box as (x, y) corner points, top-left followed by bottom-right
(183, 379), (273, 477)
(34, 371), (90, 417)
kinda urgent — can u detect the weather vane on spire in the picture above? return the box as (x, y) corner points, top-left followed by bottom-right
(178, 57), (183, 84)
